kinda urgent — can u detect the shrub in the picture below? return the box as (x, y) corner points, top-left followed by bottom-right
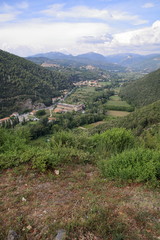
(99, 148), (160, 183)
(92, 128), (135, 154)
(35, 109), (46, 117)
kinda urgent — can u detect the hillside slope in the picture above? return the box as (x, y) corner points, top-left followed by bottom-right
(0, 50), (72, 117)
(120, 68), (160, 107)
(117, 100), (160, 135)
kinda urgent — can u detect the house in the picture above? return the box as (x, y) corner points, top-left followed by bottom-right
(52, 97), (61, 104)
(10, 112), (19, 117)
(30, 110), (37, 115)
(48, 117), (56, 122)
(0, 117), (10, 124)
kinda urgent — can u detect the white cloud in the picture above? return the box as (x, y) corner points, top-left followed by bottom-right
(113, 20), (160, 47)
(0, 13), (19, 22)
(142, 2), (155, 8)
(0, 2), (23, 23)
(0, 21), (110, 56)
(42, 4), (147, 25)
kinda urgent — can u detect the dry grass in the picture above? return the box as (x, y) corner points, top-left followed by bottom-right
(0, 164), (160, 240)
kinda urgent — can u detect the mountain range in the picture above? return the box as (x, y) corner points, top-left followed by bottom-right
(27, 52), (160, 73)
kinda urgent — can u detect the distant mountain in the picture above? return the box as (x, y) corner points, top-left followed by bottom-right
(30, 51), (73, 60)
(120, 68), (160, 107)
(0, 50), (73, 117)
(129, 54), (160, 72)
(27, 52), (126, 72)
(77, 52), (107, 61)
(105, 53), (144, 66)
(105, 53), (160, 72)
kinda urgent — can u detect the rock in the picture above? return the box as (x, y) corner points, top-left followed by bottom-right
(55, 229), (66, 240)
(26, 225), (32, 231)
(7, 230), (18, 240)
(22, 197), (27, 202)
(54, 170), (60, 175)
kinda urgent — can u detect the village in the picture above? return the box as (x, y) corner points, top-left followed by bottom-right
(0, 87), (85, 127)
(0, 77), (112, 127)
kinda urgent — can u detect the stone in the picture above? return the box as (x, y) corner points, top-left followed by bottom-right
(26, 225), (32, 230)
(22, 197), (27, 202)
(7, 230), (19, 240)
(55, 229), (66, 240)
(54, 170), (60, 175)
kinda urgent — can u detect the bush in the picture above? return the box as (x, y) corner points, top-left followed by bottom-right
(92, 128), (135, 154)
(35, 109), (46, 117)
(99, 148), (160, 183)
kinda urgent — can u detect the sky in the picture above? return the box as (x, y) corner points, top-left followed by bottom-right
(0, 0), (160, 56)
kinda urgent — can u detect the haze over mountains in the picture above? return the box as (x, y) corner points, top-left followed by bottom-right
(27, 51), (160, 73)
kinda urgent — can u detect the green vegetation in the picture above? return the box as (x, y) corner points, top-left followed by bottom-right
(120, 68), (160, 107)
(35, 109), (46, 117)
(118, 100), (160, 135)
(105, 95), (134, 112)
(100, 148), (160, 184)
(0, 50), (74, 118)
(1, 54), (160, 240)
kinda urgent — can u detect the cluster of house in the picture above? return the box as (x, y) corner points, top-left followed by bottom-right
(0, 112), (19, 125)
(73, 80), (101, 87)
(80, 65), (96, 70)
(53, 103), (85, 113)
(0, 111), (39, 126)
(0, 102), (85, 126)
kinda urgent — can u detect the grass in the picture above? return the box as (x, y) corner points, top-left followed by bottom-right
(105, 94), (134, 112)
(99, 81), (112, 86)
(65, 86), (96, 104)
(106, 99), (131, 107)
(83, 120), (106, 129)
(107, 110), (130, 117)
(1, 163), (160, 240)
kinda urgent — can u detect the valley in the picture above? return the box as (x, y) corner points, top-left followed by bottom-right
(0, 49), (160, 240)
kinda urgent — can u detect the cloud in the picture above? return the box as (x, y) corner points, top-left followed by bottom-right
(113, 20), (160, 47)
(80, 34), (113, 44)
(142, 2), (155, 8)
(41, 4), (147, 25)
(0, 13), (19, 23)
(0, 2), (24, 23)
(0, 21), (109, 56)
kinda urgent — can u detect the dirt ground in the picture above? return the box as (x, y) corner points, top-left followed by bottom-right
(0, 164), (160, 240)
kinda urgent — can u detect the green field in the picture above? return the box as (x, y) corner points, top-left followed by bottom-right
(65, 86), (96, 104)
(107, 110), (130, 117)
(105, 95), (134, 112)
(99, 81), (112, 86)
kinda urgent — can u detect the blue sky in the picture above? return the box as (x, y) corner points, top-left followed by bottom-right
(0, 0), (160, 56)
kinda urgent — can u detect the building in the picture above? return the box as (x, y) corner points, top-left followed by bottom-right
(0, 117), (10, 124)
(53, 103), (84, 113)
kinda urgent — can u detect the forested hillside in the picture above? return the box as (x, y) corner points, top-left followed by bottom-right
(120, 68), (160, 107)
(0, 50), (73, 117)
(117, 100), (160, 135)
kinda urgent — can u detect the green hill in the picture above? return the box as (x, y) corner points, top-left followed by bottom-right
(0, 50), (73, 117)
(120, 68), (160, 107)
(117, 100), (160, 135)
